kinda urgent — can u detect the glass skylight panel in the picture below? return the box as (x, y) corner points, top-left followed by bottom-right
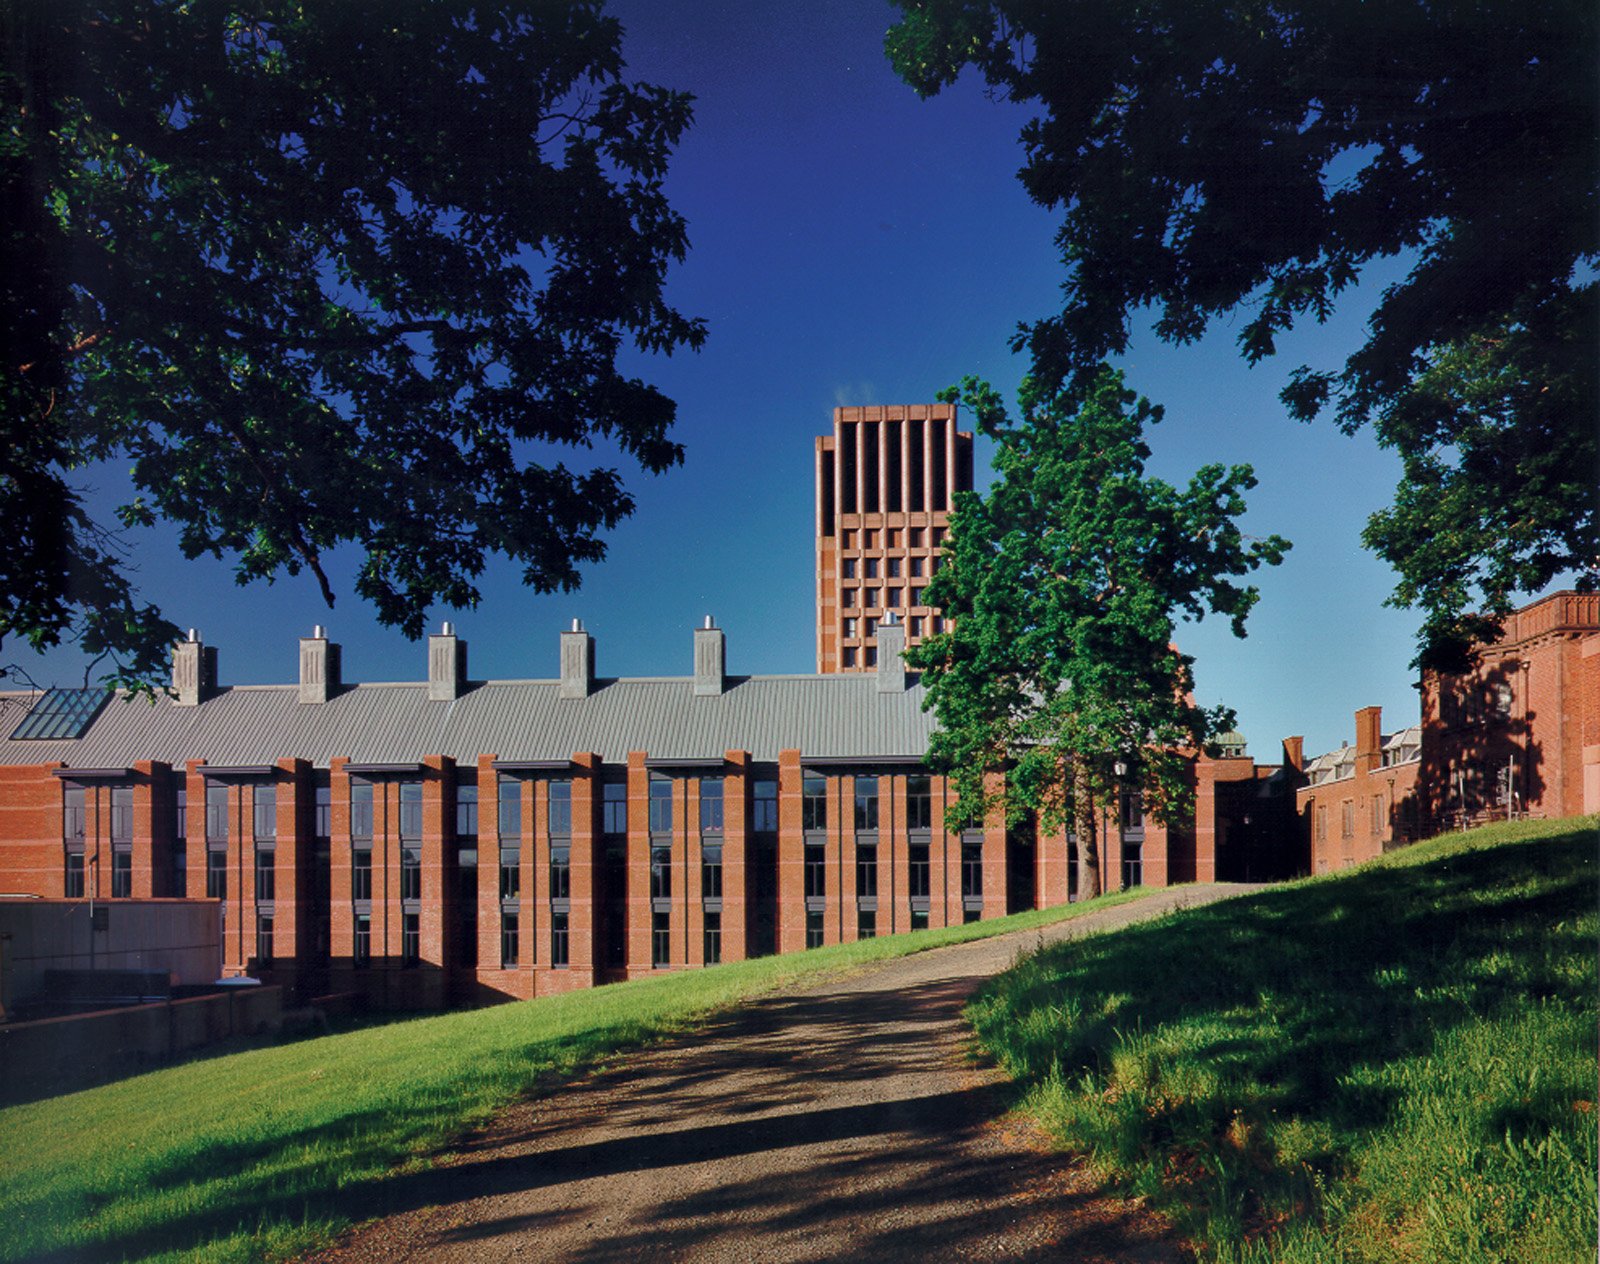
(10, 688), (111, 740)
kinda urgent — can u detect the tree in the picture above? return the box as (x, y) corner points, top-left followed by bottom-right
(905, 369), (1287, 899)
(887, 0), (1597, 670)
(2, 1), (705, 690)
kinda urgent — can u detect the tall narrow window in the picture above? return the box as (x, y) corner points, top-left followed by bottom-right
(701, 844), (723, 901)
(550, 910), (569, 967)
(354, 913), (371, 966)
(752, 779), (778, 834)
(703, 910), (722, 965)
(255, 843), (276, 903)
(352, 846), (372, 901)
(652, 911), (670, 967)
(315, 783), (333, 841)
(547, 780), (572, 837)
(907, 775), (932, 832)
(63, 783), (86, 897)
(806, 910), (824, 949)
(253, 785), (276, 907)
(456, 782), (479, 840)
(853, 776), (878, 833)
(802, 773), (826, 833)
(256, 913), (274, 963)
(549, 843), (571, 902)
(498, 777), (521, 840)
(500, 909), (519, 967)
(602, 780), (627, 836)
(350, 780), (373, 842)
(106, 785), (133, 898)
(909, 842), (930, 899)
(856, 842), (878, 899)
(699, 777), (724, 834)
(804, 845), (825, 900)
(252, 785), (277, 842)
(402, 912), (420, 966)
(205, 783), (228, 842)
(205, 782), (228, 900)
(650, 844), (672, 900)
(398, 780), (422, 842)
(649, 777), (673, 834)
(171, 782), (188, 898)
(400, 844), (421, 901)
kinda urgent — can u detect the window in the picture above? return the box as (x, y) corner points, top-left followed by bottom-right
(649, 778), (674, 834)
(752, 779), (778, 833)
(842, 647), (857, 668)
(353, 847), (373, 901)
(802, 773), (827, 832)
(842, 529), (856, 549)
(256, 845), (276, 903)
(547, 780), (572, 836)
(910, 556), (924, 577)
(402, 912), (419, 966)
(841, 558), (857, 579)
(857, 907), (876, 940)
(854, 776), (878, 832)
(702, 844), (723, 900)
(205, 784), (228, 841)
(909, 841), (930, 899)
(257, 913), (274, 963)
(856, 842), (877, 898)
(886, 587), (902, 608)
(498, 777), (521, 839)
(909, 527), (924, 547)
(499, 844), (520, 900)
(400, 845), (421, 901)
(1372, 794), (1386, 836)
(1493, 682), (1513, 718)
(886, 529), (899, 548)
(864, 646), (878, 668)
(549, 844), (571, 901)
(886, 557), (901, 578)
(650, 844), (672, 900)
(500, 909), (520, 966)
(806, 910), (824, 949)
(863, 529), (876, 548)
(843, 617), (858, 639)
(110, 785), (133, 844)
(398, 780), (422, 841)
(551, 910), (569, 967)
(865, 616), (878, 639)
(354, 913), (371, 965)
(842, 588), (857, 608)
(699, 778), (724, 833)
(1122, 844), (1143, 890)
(1316, 805), (1328, 843)
(350, 781), (373, 841)
(456, 782), (478, 839)
(171, 785), (188, 898)
(907, 776), (932, 831)
(932, 527), (945, 547)
(910, 616), (924, 638)
(910, 908), (928, 931)
(64, 783), (86, 846)
(1341, 800), (1355, 840)
(652, 911), (670, 967)
(603, 780), (627, 836)
(207, 848), (227, 899)
(962, 840), (984, 899)
(703, 910), (722, 964)
(864, 587), (880, 608)
(315, 783), (332, 840)
(804, 845), (825, 899)
(253, 785), (277, 841)
(64, 852), (84, 898)
(910, 586), (924, 608)
(864, 557), (879, 579)
(111, 849), (132, 898)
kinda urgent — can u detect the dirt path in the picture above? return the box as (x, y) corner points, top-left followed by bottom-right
(312, 885), (1252, 1263)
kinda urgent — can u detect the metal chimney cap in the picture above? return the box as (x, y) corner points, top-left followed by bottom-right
(441, 621), (454, 637)
(312, 624), (326, 639)
(703, 615), (714, 629)
(570, 618), (584, 633)
(187, 628), (199, 642)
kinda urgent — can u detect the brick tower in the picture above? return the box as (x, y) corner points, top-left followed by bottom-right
(815, 404), (974, 672)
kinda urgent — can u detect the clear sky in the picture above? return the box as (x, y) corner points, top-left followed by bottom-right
(21, 0), (1536, 758)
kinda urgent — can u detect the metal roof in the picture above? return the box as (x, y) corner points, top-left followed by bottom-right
(1, 674), (937, 769)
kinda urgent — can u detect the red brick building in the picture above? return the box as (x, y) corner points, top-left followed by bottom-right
(0, 617), (1285, 1010)
(814, 405), (973, 672)
(1293, 590), (1598, 873)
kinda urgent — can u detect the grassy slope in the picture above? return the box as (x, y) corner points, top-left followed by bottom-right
(0, 890), (1138, 1264)
(967, 816), (1600, 1264)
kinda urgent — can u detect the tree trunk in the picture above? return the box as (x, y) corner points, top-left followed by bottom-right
(1073, 760), (1101, 900)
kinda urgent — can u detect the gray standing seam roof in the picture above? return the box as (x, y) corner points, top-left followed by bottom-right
(2, 674), (938, 769)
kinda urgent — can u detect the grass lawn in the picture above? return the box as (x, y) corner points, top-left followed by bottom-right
(967, 815), (1599, 1263)
(0, 889), (1140, 1263)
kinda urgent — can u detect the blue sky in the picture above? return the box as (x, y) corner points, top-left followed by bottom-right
(21, 0), (1517, 757)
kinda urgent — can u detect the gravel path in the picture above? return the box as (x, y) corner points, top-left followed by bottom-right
(311, 885), (1253, 1263)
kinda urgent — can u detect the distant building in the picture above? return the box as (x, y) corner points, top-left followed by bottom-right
(814, 405), (973, 672)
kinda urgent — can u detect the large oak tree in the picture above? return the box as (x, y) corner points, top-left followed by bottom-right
(3, 1), (704, 689)
(888, 0), (1597, 669)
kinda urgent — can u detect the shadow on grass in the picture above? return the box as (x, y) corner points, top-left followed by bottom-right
(966, 822), (1599, 1254)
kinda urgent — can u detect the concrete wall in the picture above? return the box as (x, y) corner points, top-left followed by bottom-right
(0, 898), (221, 1018)
(0, 984), (281, 1104)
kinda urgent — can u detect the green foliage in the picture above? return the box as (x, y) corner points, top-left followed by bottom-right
(2, 2), (705, 690)
(0, 890), (1138, 1264)
(887, 0), (1598, 669)
(906, 369), (1286, 892)
(967, 816), (1600, 1262)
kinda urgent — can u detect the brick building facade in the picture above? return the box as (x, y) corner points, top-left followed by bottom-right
(814, 404), (973, 672)
(0, 619), (1280, 1009)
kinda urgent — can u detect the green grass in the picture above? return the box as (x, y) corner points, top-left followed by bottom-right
(967, 816), (1600, 1263)
(0, 889), (1140, 1264)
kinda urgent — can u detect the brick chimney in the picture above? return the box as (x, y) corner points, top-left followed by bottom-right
(299, 625), (341, 704)
(1354, 706), (1383, 775)
(172, 629), (217, 707)
(560, 619), (594, 700)
(877, 613), (906, 692)
(428, 622), (468, 701)
(1282, 735), (1305, 772)
(694, 616), (725, 697)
